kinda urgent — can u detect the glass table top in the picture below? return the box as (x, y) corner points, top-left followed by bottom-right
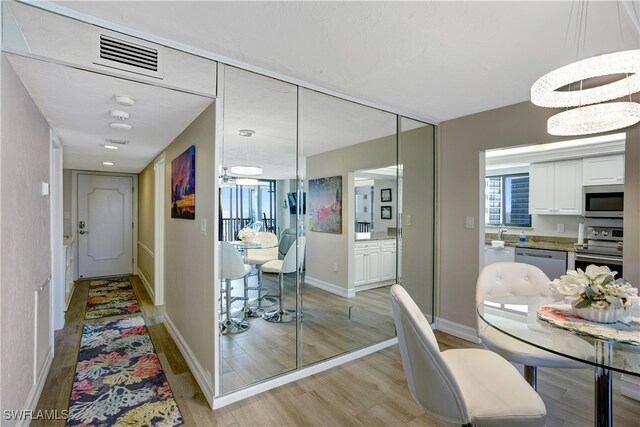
(478, 296), (640, 376)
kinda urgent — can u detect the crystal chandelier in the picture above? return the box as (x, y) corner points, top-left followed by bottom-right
(530, 2), (640, 136)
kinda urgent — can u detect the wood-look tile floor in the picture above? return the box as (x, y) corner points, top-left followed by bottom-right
(34, 275), (640, 426)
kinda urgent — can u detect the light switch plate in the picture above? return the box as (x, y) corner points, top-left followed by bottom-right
(200, 219), (207, 236)
(465, 216), (474, 229)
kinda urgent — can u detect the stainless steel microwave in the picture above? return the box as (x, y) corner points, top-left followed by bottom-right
(583, 184), (624, 218)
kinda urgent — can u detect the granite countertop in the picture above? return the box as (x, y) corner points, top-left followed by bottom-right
(485, 233), (577, 252)
(355, 233), (396, 241)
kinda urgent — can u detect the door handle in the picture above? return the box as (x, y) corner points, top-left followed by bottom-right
(79, 230), (89, 235)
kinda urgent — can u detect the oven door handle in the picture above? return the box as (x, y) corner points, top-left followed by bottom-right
(575, 254), (623, 265)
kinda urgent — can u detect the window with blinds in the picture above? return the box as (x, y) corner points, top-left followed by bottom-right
(485, 174), (531, 227)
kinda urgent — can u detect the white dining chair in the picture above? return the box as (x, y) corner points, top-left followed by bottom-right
(391, 284), (547, 427)
(219, 241), (251, 334)
(262, 236), (305, 323)
(244, 232), (279, 316)
(476, 262), (586, 389)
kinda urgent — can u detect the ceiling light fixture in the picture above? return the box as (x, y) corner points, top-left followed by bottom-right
(106, 138), (129, 145)
(235, 177), (259, 186)
(109, 122), (132, 130)
(114, 95), (135, 107)
(230, 129), (263, 177)
(110, 109), (130, 121)
(102, 161), (115, 166)
(547, 102), (640, 136)
(102, 144), (119, 150)
(530, 3), (640, 136)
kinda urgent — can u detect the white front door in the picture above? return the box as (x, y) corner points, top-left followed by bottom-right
(78, 174), (133, 279)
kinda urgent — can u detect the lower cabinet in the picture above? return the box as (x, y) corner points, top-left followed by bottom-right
(355, 240), (396, 288)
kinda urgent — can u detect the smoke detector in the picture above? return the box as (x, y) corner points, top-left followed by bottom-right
(110, 109), (130, 121)
(239, 129), (255, 137)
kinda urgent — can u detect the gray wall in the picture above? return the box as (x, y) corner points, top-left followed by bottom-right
(138, 162), (155, 293)
(439, 100), (640, 330)
(0, 56), (52, 417)
(162, 104), (216, 394)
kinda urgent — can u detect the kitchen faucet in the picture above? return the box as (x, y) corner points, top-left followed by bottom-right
(497, 225), (507, 240)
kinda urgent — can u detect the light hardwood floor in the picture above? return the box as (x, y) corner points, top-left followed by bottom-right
(34, 276), (639, 426)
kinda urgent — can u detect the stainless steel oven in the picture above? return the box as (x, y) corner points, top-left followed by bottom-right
(583, 184), (624, 218)
(575, 218), (623, 277)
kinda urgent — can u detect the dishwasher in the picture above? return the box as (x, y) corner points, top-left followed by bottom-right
(515, 248), (567, 280)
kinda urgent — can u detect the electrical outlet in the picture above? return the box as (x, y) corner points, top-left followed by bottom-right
(466, 216), (474, 229)
(405, 214), (412, 226)
(557, 223), (565, 233)
(333, 262), (338, 272)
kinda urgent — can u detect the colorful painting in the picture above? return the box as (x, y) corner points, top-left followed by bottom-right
(309, 176), (342, 234)
(171, 145), (196, 219)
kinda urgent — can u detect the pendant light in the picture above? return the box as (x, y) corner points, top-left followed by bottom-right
(531, 2), (640, 136)
(230, 129), (263, 176)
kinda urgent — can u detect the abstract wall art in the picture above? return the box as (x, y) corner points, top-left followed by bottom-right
(171, 145), (196, 219)
(309, 175), (342, 234)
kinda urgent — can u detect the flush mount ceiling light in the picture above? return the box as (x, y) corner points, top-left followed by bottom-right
(548, 102), (640, 136)
(235, 177), (259, 186)
(531, 50), (640, 108)
(109, 122), (132, 130)
(106, 138), (129, 145)
(102, 144), (119, 150)
(110, 109), (130, 121)
(238, 129), (255, 137)
(102, 161), (115, 166)
(114, 95), (135, 107)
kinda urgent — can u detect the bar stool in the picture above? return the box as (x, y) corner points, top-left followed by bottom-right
(244, 232), (278, 317)
(262, 237), (305, 323)
(219, 242), (251, 334)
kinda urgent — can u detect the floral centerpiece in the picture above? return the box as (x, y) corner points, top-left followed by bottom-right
(238, 227), (257, 243)
(549, 264), (638, 323)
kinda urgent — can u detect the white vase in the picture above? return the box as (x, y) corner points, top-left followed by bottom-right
(571, 300), (627, 324)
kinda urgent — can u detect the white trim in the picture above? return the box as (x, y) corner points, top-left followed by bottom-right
(434, 317), (482, 344)
(153, 154), (166, 306)
(213, 337), (398, 409)
(355, 281), (395, 293)
(305, 276), (355, 298)
(50, 132), (65, 331)
(137, 267), (154, 302)
(164, 313), (214, 406)
(21, 348), (54, 427)
(65, 283), (75, 310)
(19, 0), (438, 126)
(137, 241), (154, 258)
(620, 374), (640, 401)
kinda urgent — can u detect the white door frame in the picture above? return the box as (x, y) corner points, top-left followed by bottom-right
(71, 170), (138, 281)
(50, 132), (64, 331)
(154, 153), (166, 305)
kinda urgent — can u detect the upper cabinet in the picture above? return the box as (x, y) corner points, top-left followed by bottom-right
(583, 154), (625, 186)
(530, 159), (582, 215)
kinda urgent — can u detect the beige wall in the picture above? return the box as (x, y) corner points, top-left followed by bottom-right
(0, 57), (52, 417)
(162, 104), (216, 394)
(306, 135), (396, 289)
(138, 162), (155, 293)
(439, 100), (640, 330)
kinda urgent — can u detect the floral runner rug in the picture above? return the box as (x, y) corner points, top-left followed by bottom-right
(85, 278), (141, 320)
(537, 303), (640, 346)
(68, 316), (183, 427)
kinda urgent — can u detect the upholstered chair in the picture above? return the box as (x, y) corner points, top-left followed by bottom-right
(219, 242), (251, 334)
(262, 237), (305, 323)
(391, 284), (547, 427)
(476, 262), (585, 388)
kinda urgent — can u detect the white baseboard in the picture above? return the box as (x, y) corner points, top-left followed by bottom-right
(620, 374), (640, 401)
(434, 317), (482, 344)
(213, 337), (397, 409)
(305, 276), (355, 298)
(64, 283), (75, 311)
(137, 268), (155, 302)
(163, 313), (214, 406)
(21, 347), (54, 426)
(355, 281), (395, 293)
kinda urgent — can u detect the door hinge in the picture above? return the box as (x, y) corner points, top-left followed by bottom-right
(132, 222), (134, 229)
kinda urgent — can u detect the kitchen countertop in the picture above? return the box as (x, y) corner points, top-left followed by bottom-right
(485, 233), (577, 252)
(355, 233), (396, 241)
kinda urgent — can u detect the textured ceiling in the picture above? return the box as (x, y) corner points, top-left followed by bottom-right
(54, 1), (640, 123)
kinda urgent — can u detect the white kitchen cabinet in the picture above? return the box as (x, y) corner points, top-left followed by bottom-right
(354, 240), (396, 288)
(583, 154), (625, 185)
(529, 159), (582, 215)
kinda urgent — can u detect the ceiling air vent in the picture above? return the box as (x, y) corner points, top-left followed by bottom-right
(94, 34), (163, 79)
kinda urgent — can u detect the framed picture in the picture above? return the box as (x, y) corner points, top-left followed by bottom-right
(309, 176), (342, 234)
(381, 188), (392, 202)
(381, 205), (392, 220)
(171, 145), (196, 219)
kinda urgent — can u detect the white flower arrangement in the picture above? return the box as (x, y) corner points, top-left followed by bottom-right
(549, 264), (638, 310)
(238, 227), (257, 242)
